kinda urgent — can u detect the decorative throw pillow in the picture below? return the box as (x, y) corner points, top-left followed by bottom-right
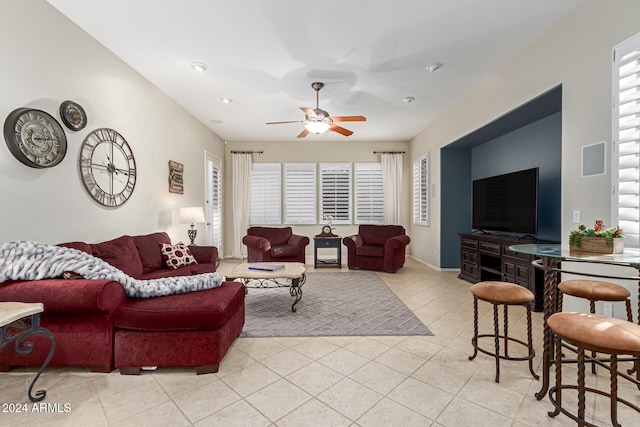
(160, 243), (198, 270)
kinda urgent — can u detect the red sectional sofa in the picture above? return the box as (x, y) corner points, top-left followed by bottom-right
(0, 232), (244, 374)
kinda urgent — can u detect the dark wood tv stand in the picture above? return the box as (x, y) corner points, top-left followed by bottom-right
(458, 232), (556, 311)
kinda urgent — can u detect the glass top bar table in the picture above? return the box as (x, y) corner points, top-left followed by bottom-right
(509, 244), (640, 400)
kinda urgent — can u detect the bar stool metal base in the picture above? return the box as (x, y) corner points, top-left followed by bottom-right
(548, 344), (640, 427)
(548, 312), (640, 427)
(469, 296), (539, 383)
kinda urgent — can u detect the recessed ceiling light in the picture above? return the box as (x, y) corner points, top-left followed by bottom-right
(426, 63), (443, 72)
(402, 96), (416, 104)
(220, 98), (233, 104)
(191, 62), (208, 72)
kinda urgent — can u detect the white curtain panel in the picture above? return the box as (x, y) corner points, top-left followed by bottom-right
(382, 153), (402, 224)
(232, 153), (252, 258)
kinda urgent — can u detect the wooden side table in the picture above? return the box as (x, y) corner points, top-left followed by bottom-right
(314, 236), (342, 268)
(0, 302), (56, 402)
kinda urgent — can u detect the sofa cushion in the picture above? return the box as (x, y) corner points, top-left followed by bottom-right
(136, 264), (214, 280)
(356, 245), (385, 257)
(132, 232), (172, 274)
(186, 264), (217, 275)
(248, 226), (292, 246)
(138, 267), (193, 280)
(360, 225), (405, 246)
(161, 243), (197, 270)
(90, 235), (143, 278)
(114, 282), (245, 331)
(271, 244), (299, 258)
(58, 241), (92, 254)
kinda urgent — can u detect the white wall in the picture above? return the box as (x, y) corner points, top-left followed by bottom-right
(410, 0), (640, 267)
(0, 0), (225, 245)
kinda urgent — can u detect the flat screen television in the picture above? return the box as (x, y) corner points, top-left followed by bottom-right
(472, 167), (538, 235)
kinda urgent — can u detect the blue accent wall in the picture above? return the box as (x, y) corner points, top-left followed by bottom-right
(440, 101), (562, 268)
(440, 148), (472, 268)
(472, 112), (561, 241)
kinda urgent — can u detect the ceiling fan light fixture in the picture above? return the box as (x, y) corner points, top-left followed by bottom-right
(304, 121), (330, 134)
(191, 62), (208, 72)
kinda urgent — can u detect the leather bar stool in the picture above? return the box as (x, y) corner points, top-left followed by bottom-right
(558, 279), (633, 374)
(547, 312), (640, 426)
(469, 281), (539, 383)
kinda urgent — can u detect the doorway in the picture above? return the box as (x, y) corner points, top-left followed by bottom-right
(205, 151), (223, 255)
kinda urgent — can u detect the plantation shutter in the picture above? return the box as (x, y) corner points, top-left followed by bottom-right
(413, 153), (430, 226)
(355, 163), (384, 224)
(284, 163), (316, 224)
(613, 33), (640, 248)
(208, 157), (223, 251)
(320, 163), (352, 224)
(250, 163), (281, 225)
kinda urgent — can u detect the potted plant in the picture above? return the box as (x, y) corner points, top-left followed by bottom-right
(569, 220), (624, 253)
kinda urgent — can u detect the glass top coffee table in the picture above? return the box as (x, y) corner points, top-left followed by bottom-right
(220, 262), (306, 312)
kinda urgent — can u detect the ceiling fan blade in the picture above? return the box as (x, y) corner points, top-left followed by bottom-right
(329, 124), (353, 137)
(331, 115), (366, 122)
(300, 107), (317, 118)
(266, 120), (302, 125)
(297, 128), (310, 138)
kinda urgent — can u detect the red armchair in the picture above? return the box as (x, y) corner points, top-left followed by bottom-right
(343, 225), (410, 273)
(243, 227), (309, 263)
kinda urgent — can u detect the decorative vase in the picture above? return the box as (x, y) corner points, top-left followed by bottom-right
(570, 237), (624, 254)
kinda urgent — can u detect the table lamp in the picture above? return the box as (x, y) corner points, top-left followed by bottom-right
(179, 207), (205, 245)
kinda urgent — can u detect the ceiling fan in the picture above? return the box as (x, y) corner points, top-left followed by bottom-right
(266, 82), (366, 138)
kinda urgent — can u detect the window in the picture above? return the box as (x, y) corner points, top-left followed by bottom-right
(250, 163), (281, 225)
(413, 153), (430, 226)
(354, 163), (384, 224)
(284, 163), (316, 224)
(613, 33), (640, 248)
(319, 163), (352, 224)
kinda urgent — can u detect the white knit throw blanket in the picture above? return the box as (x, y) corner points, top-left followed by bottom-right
(0, 241), (223, 298)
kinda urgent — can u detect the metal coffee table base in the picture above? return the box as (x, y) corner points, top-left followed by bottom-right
(221, 262), (307, 313)
(0, 303), (56, 402)
(240, 274), (307, 312)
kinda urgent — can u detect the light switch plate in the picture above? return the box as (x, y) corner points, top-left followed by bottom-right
(573, 210), (580, 223)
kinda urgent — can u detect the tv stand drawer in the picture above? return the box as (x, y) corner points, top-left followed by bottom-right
(479, 242), (500, 255)
(502, 246), (532, 260)
(461, 238), (479, 250)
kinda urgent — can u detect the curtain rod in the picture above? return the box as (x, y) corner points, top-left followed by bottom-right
(230, 150), (264, 154)
(373, 151), (405, 154)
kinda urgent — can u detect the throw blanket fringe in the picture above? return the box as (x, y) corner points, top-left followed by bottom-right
(0, 241), (223, 298)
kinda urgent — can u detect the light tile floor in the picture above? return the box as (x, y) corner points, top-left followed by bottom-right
(2, 258), (639, 426)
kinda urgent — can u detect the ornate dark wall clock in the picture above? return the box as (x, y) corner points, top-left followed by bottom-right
(59, 100), (87, 131)
(79, 128), (137, 207)
(3, 107), (67, 168)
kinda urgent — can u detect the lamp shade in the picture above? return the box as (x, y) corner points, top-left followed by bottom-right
(179, 207), (205, 224)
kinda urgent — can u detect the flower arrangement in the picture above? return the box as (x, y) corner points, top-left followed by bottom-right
(569, 220), (623, 248)
(322, 214), (334, 225)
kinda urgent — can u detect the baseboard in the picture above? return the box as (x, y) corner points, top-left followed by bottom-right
(408, 255), (441, 271)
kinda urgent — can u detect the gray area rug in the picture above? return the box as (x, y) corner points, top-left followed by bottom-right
(240, 271), (432, 338)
